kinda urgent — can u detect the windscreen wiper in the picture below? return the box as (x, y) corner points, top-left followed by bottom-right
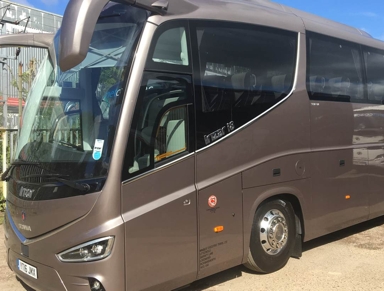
(1, 160), (41, 182)
(21, 173), (69, 179)
(22, 173), (91, 192)
(46, 175), (91, 193)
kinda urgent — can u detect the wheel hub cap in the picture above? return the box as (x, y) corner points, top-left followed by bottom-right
(259, 209), (288, 255)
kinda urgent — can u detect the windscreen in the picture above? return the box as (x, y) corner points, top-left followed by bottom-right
(11, 2), (148, 200)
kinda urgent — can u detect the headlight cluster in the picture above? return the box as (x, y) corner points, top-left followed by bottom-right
(57, 236), (115, 262)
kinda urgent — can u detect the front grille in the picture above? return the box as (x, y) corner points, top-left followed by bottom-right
(17, 164), (55, 184)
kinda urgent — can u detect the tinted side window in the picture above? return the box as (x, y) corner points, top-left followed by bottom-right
(193, 23), (297, 149)
(152, 27), (189, 66)
(363, 48), (384, 102)
(307, 33), (364, 102)
(146, 21), (192, 74)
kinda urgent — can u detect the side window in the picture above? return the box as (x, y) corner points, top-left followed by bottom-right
(125, 72), (192, 176)
(363, 48), (384, 103)
(146, 21), (191, 73)
(152, 27), (189, 66)
(193, 23), (297, 149)
(307, 33), (364, 102)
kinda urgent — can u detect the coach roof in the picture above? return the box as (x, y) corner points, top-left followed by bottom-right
(150, 0), (384, 48)
(149, 0), (304, 33)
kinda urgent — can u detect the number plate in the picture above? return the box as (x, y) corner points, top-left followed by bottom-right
(17, 259), (38, 279)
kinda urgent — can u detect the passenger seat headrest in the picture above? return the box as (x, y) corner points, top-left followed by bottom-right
(329, 77), (350, 96)
(203, 75), (226, 88)
(309, 76), (326, 92)
(231, 72), (256, 90)
(271, 74), (289, 98)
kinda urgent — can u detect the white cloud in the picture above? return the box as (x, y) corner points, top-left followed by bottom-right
(350, 12), (378, 18)
(358, 12), (377, 17)
(41, 0), (58, 5)
(9, 0), (35, 7)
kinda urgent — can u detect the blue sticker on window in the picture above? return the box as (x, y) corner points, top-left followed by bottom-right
(93, 139), (104, 160)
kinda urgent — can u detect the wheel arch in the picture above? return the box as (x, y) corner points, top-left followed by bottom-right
(242, 185), (307, 264)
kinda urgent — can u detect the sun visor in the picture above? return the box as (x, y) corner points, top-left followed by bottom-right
(59, 0), (168, 72)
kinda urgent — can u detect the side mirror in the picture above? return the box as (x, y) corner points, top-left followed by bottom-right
(0, 33), (55, 63)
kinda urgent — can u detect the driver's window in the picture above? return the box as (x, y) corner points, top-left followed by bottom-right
(126, 72), (192, 176)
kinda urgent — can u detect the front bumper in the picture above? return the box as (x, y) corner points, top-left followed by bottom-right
(4, 212), (91, 291)
(8, 249), (73, 291)
(3, 208), (125, 291)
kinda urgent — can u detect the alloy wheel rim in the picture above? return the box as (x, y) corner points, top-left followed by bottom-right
(259, 209), (288, 255)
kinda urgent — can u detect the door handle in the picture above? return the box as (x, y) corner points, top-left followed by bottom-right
(183, 199), (191, 206)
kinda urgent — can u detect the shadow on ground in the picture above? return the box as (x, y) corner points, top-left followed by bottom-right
(303, 215), (384, 252)
(16, 277), (35, 291)
(182, 266), (244, 291)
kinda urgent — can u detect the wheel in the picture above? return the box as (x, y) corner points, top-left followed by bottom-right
(245, 199), (296, 273)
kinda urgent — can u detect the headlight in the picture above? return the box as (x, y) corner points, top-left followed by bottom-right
(57, 236), (114, 262)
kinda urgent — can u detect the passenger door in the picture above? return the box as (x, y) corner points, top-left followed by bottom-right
(121, 22), (198, 291)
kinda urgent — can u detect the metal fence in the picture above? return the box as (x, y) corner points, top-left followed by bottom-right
(0, 128), (18, 198)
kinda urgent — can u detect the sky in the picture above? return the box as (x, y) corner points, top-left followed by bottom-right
(276, 0), (384, 41)
(8, 0), (68, 16)
(8, 0), (384, 41)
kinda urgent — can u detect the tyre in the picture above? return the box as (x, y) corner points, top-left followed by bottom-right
(245, 199), (296, 273)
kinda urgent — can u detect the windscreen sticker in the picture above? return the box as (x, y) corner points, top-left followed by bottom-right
(93, 139), (104, 160)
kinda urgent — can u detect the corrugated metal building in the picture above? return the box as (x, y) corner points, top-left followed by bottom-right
(0, 0), (62, 128)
